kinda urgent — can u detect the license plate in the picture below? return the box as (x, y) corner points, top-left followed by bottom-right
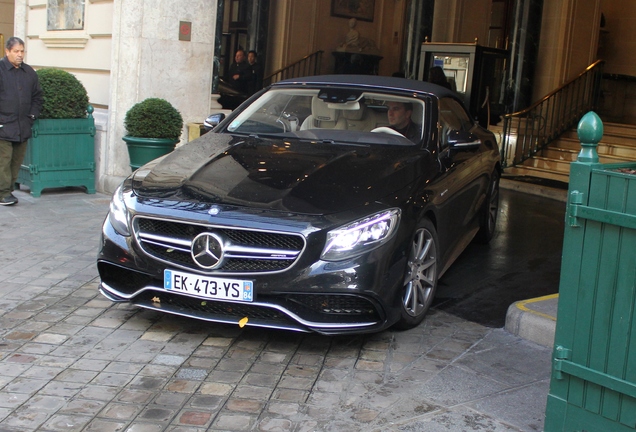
(164, 269), (253, 302)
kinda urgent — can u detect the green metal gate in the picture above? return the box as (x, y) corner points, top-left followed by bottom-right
(545, 111), (636, 431)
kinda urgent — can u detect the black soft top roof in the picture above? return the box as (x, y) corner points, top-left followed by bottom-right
(273, 74), (460, 99)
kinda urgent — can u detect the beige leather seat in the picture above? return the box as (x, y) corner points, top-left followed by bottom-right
(370, 108), (390, 128)
(342, 104), (376, 131)
(300, 97), (347, 130)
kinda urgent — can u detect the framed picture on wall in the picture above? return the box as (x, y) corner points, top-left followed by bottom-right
(331, 0), (375, 22)
(47, 0), (85, 31)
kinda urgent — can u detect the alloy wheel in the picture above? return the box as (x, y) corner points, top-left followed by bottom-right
(403, 227), (438, 317)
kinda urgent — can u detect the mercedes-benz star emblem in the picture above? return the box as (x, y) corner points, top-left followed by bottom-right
(191, 232), (224, 269)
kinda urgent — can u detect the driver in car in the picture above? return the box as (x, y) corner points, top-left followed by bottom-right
(386, 101), (421, 143)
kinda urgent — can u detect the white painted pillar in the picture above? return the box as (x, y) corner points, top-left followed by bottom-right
(102, 0), (218, 192)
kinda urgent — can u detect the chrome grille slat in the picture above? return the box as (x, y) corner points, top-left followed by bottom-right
(225, 244), (299, 259)
(134, 216), (305, 274)
(139, 232), (191, 248)
(141, 238), (191, 254)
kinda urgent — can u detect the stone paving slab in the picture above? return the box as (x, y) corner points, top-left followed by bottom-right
(0, 188), (552, 431)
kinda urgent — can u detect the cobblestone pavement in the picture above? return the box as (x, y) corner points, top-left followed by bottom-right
(0, 188), (552, 432)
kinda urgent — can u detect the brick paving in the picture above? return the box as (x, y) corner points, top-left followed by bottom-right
(0, 188), (552, 431)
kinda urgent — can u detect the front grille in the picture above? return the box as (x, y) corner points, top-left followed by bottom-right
(286, 294), (378, 316)
(98, 262), (158, 295)
(135, 290), (293, 322)
(281, 294), (381, 325)
(134, 217), (305, 274)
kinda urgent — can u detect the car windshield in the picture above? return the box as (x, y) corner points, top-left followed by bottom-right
(225, 87), (425, 145)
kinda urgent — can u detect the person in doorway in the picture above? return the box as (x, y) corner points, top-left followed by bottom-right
(226, 49), (251, 94)
(386, 101), (421, 143)
(428, 66), (452, 90)
(0, 37), (43, 206)
(247, 50), (263, 95)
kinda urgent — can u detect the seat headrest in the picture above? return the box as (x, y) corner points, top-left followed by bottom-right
(312, 97), (339, 122)
(342, 104), (366, 120)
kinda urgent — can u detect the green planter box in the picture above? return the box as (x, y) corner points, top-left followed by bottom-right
(17, 115), (96, 197)
(123, 136), (178, 171)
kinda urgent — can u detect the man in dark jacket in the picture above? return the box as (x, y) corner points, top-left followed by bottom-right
(247, 50), (263, 95)
(386, 101), (422, 143)
(0, 37), (43, 205)
(226, 49), (251, 94)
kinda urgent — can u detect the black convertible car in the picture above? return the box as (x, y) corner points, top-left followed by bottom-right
(98, 75), (501, 334)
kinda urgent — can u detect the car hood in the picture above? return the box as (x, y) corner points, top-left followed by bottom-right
(131, 132), (426, 215)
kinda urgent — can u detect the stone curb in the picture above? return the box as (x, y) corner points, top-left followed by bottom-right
(505, 294), (558, 348)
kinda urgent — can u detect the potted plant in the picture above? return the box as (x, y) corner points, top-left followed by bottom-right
(17, 68), (96, 197)
(123, 98), (184, 170)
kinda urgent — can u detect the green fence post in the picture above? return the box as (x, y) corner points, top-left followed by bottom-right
(545, 111), (603, 431)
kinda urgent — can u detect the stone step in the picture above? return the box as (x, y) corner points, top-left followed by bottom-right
(552, 137), (636, 159)
(504, 165), (570, 183)
(495, 122), (635, 186)
(523, 156), (571, 173)
(561, 122), (636, 148)
(539, 147), (578, 162)
(540, 146), (636, 163)
(556, 135), (619, 149)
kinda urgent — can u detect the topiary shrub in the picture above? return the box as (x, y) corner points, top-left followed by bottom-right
(124, 98), (184, 140)
(36, 68), (89, 119)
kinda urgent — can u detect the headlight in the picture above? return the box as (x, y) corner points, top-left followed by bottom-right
(321, 209), (401, 261)
(108, 182), (131, 236)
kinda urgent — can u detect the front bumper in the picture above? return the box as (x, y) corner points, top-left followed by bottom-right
(98, 267), (386, 334)
(97, 215), (406, 335)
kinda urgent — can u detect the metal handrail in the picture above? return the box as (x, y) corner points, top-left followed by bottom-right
(263, 50), (324, 86)
(501, 60), (605, 168)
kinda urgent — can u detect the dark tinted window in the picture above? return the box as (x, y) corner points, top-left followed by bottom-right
(438, 97), (473, 148)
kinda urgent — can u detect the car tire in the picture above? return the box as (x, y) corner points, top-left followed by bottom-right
(394, 218), (439, 330)
(474, 169), (500, 244)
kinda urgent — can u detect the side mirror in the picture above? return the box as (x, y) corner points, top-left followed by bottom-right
(447, 130), (481, 150)
(203, 113), (226, 132)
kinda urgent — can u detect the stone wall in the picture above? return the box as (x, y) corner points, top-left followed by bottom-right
(534, 0), (601, 102)
(598, 0), (636, 77)
(598, 77), (636, 124)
